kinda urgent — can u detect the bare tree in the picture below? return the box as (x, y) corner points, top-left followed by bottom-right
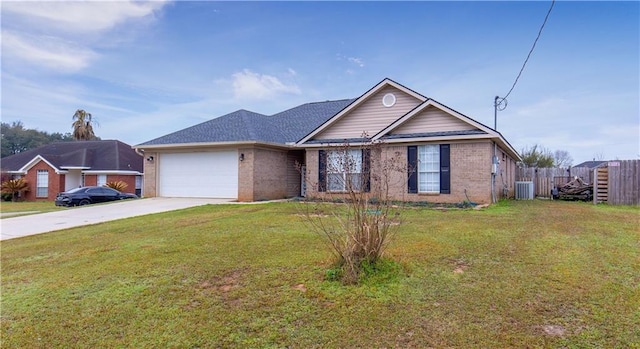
(553, 150), (573, 167)
(299, 140), (410, 284)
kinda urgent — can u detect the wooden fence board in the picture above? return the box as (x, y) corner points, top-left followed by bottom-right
(608, 160), (640, 205)
(516, 162), (638, 205)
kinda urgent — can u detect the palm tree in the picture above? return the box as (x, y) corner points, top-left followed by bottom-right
(72, 109), (97, 140)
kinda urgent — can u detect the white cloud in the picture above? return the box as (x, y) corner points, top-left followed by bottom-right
(2, 1), (168, 33)
(2, 30), (97, 72)
(1, 1), (170, 73)
(348, 57), (365, 67)
(231, 69), (301, 100)
(336, 54), (365, 69)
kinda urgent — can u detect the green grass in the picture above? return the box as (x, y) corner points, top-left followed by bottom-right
(1, 201), (639, 348)
(0, 201), (65, 216)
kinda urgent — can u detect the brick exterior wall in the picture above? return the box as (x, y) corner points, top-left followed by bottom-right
(142, 151), (158, 198)
(104, 175), (137, 195)
(238, 147), (289, 201)
(23, 161), (62, 201)
(237, 148), (254, 201)
(84, 175), (97, 186)
(305, 141), (505, 204)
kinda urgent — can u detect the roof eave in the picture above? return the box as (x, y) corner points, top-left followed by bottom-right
(134, 140), (293, 151)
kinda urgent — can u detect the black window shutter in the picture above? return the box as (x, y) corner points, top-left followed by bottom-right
(318, 150), (326, 192)
(440, 144), (451, 194)
(362, 149), (371, 192)
(407, 146), (418, 193)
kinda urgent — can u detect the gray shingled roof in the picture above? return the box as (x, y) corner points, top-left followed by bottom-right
(0, 140), (143, 173)
(381, 130), (488, 140)
(136, 99), (355, 146)
(573, 160), (607, 169)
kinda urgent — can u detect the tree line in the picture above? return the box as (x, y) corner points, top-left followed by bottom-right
(1, 109), (98, 158)
(520, 144), (573, 168)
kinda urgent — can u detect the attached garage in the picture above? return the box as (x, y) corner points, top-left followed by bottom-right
(158, 150), (238, 199)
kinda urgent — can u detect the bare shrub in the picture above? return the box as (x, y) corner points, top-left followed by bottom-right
(299, 140), (410, 284)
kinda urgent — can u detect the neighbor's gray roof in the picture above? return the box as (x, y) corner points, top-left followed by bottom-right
(0, 140), (143, 173)
(136, 99), (355, 147)
(573, 160), (607, 169)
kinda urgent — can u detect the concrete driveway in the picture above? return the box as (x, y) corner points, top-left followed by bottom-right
(0, 197), (233, 241)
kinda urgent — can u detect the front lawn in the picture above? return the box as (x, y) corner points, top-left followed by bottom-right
(0, 201), (65, 216)
(1, 200), (638, 348)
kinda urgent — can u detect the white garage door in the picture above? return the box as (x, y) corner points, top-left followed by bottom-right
(158, 150), (238, 198)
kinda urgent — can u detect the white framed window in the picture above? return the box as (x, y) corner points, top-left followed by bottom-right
(327, 149), (363, 192)
(36, 170), (49, 197)
(97, 174), (107, 187)
(135, 176), (142, 189)
(418, 145), (440, 193)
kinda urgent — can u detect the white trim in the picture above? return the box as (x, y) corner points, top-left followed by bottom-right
(18, 155), (63, 174)
(134, 140), (290, 151)
(382, 93), (396, 107)
(295, 78), (427, 145)
(60, 166), (91, 170)
(82, 170), (142, 175)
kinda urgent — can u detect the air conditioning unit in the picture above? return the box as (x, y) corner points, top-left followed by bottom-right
(515, 181), (534, 200)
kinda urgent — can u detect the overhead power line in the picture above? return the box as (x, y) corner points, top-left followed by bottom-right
(496, 0), (555, 110)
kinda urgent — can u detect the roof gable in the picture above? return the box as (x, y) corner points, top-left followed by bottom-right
(296, 78), (427, 144)
(373, 99), (496, 140)
(18, 155), (61, 173)
(371, 99), (520, 160)
(389, 104), (478, 135)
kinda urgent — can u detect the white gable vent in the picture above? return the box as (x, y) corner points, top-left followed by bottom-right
(515, 181), (534, 200)
(382, 93), (396, 107)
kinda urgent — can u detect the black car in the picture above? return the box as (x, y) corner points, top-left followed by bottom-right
(55, 186), (138, 207)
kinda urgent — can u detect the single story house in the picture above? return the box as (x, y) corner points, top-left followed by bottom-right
(1, 140), (143, 201)
(135, 78), (521, 204)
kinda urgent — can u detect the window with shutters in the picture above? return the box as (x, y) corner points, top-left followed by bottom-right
(327, 149), (363, 192)
(36, 170), (49, 197)
(408, 144), (450, 194)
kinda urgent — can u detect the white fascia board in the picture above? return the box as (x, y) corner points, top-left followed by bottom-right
(134, 141), (291, 151)
(381, 134), (492, 144)
(18, 155), (64, 174)
(60, 166), (91, 170)
(295, 78), (428, 145)
(82, 170), (142, 175)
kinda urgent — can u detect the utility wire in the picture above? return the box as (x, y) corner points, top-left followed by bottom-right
(497, 0), (555, 109)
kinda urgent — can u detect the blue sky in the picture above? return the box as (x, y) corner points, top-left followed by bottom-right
(2, 1), (638, 163)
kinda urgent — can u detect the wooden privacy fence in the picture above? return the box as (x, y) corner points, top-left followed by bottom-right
(516, 167), (591, 198)
(598, 160), (640, 205)
(516, 160), (639, 205)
